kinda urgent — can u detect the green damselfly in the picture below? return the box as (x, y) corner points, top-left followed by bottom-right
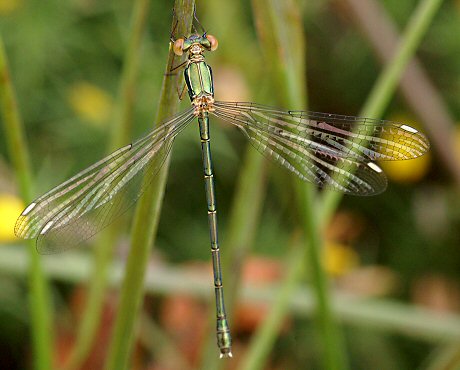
(15, 22), (430, 358)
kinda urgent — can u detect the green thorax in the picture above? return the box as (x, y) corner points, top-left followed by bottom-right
(184, 61), (214, 101)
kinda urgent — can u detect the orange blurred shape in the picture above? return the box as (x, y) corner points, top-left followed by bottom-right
(213, 67), (250, 107)
(54, 286), (117, 370)
(233, 256), (290, 333)
(325, 210), (366, 243)
(241, 256), (284, 283)
(160, 263), (209, 363)
(379, 113), (431, 183)
(337, 265), (399, 297)
(54, 326), (75, 370)
(411, 273), (460, 312)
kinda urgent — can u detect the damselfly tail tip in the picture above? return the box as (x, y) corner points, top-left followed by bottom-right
(219, 349), (233, 359)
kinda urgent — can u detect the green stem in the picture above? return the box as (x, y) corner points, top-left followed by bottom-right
(104, 2), (195, 369)
(421, 343), (460, 370)
(62, 230), (118, 370)
(109, 0), (151, 151)
(248, 0), (351, 368)
(223, 147), (266, 315)
(239, 243), (305, 370)
(0, 36), (53, 370)
(301, 183), (349, 370)
(63, 1), (151, 369)
(138, 311), (192, 370)
(321, 0), (444, 223)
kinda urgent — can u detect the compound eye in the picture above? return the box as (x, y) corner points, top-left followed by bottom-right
(173, 38), (184, 56)
(206, 34), (218, 51)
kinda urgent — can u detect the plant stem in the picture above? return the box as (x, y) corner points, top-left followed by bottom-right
(223, 147), (266, 314)
(345, 0), (460, 186)
(244, 0), (346, 369)
(104, 2), (195, 369)
(239, 243), (305, 370)
(301, 182), (349, 370)
(321, 0), (444, 223)
(63, 1), (151, 369)
(138, 311), (192, 370)
(0, 36), (53, 370)
(421, 343), (460, 370)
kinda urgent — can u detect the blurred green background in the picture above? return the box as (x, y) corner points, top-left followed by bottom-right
(1, 0), (460, 369)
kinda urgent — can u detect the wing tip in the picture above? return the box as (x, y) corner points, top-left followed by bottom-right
(367, 162), (383, 173)
(21, 202), (37, 216)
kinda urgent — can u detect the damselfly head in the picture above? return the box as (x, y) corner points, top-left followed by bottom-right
(173, 33), (218, 56)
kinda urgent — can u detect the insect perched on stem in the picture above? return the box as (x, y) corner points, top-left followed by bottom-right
(15, 17), (429, 358)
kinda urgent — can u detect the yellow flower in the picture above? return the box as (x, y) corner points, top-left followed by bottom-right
(379, 114), (431, 183)
(323, 242), (359, 277)
(0, 0), (22, 15)
(67, 81), (113, 127)
(0, 194), (23, 242)
(380, 155), (431, 183)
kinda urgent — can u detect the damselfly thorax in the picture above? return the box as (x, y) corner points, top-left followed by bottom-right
(173, 33), (217, 115)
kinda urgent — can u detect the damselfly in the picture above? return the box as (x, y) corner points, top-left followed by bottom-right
(15, 23), (429, 358)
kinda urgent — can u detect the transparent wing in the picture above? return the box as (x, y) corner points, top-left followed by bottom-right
(15, 108), (195, 254)
(212, 101), (429, 195)
(214, 101), (429, 161)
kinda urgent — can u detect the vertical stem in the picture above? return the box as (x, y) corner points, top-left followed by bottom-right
(239, 244), (305, 370)
(346, 0), (460, 185)
(314, 0), (443, 366)
(421, 343), (460, 370)
(222, 147), (266, 314)
(0, 36), (53, 370)
(248, 0), (350, 369)
(109, 0), (151, 151)
(321, 0), (444, 223)
(63, 2), (151, 369)
(104, 2), (195, 369)
(300, 184), (349, 370)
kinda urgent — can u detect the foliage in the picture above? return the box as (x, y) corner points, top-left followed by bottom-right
(1, 0), (460, 369)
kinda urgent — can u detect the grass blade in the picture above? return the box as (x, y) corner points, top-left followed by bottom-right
(243, 0), (350, 369)
(0, 36), (53, 370)
(321, 0), (444, 222)
(62, 1), (151, 369)
(104, 2), (195, 369)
